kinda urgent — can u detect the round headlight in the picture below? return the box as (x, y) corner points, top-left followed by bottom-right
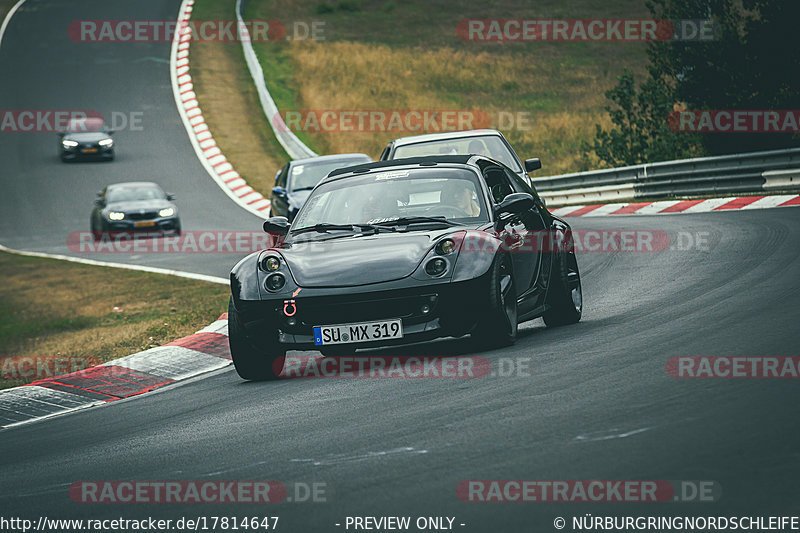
(265, 273), (285, 291)
(261, 256), (280, 272)
(108, 211), (125, 221)
(436, 239), (456, 255)
(158, 207), (174, 217)
(425, 257), (448, 277)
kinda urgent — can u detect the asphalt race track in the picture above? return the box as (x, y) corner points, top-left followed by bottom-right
(1, 1), (799, 532)
(0, 0), (262, 278)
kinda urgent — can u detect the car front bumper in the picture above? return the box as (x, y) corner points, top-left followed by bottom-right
(103, 216), (180, 232)
(235, 277), (488, 351)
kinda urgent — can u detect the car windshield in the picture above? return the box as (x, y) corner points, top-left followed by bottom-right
(66, 117), (107, 133)
(392, 135), (522, 172)
(106, 186), (165, 203)
(292, 167), (488, 233)
(289, 157), (370, 191)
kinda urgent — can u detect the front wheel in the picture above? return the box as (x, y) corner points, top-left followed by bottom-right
(543, 248), (583, 327)
(472, 254), (517, 348)
(228, 297), (285, 380)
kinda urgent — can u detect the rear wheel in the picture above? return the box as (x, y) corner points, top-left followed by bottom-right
(543, 248), (583, 327)
(472, 254), (517, 348)
(228, 297), (285, 380)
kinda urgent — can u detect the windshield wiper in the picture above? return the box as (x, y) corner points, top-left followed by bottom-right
(291, 223), (360, 235)
(291, 186), (315, 192)
(291, 223), (398, 236)
(373, 216), (461, 227)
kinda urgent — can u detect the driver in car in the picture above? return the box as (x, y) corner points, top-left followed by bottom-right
(442, 180), (481, 217)
(468, 139), (490, 157)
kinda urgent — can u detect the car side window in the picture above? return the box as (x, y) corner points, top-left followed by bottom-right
(483, 167), (514, 204)
(504, 167), (536, 196)
(277, 164), (288, 188)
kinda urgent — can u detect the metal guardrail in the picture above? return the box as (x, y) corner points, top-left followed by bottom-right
(236, 0), (317, 160)
(532, 147), (800, 207)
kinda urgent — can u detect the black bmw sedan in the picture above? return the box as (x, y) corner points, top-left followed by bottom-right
(91, 182), (180, 236)
(59, 117), (114, 162)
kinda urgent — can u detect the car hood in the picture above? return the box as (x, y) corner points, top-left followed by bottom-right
(64, 132), (111, 143)
(280, 228), (457, 287)
(105, 199), (174, 212)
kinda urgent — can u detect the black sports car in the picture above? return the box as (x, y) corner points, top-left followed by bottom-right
(59, 117), (115, 162)
(229, 155), (582, 381)
(91, 182), (180, 236)
(270, 153), (372, 221)
(379, 129), (540, 185)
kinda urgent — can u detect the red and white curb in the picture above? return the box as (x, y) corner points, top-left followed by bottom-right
(171, 0), (272, 219)
(0, 314), (231, 429)
(550, 194), (800, 218)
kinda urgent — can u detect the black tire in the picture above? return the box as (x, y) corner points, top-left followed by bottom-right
(228, 297), (285, 380)
(472, 254), (517, 348)
(543, 248), (583, 327)
(90, 219), (103, 241)
(173, 220), (182, 236)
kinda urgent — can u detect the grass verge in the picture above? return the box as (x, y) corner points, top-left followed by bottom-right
(0, 251), (229, 390)
(0, 0), (20, 24)
(241, 0), (650, 175)
(188, 0), (288, 196)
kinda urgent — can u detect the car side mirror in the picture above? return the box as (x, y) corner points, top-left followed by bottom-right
(524, 158), (541, 172)
(57, 132), (65, 137)
(166, 193), (176, 201)
(272, 186), (287, 198)
(94, 199), (104, 207)
(106, 129), (115, 135)
(495, 192), (534, 218)
(263, 216), (290, 236)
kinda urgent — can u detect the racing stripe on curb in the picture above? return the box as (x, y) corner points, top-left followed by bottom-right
(554, 194), (800, 217)
(170, 0), (272, 219)
(0, 314), (231, 429)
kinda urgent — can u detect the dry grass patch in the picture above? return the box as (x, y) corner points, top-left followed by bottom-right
(189, 0), (288, 195)
(0, 252), (229, 389)
(287, 41), (616, 172)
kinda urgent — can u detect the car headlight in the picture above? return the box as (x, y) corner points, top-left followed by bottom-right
(436, 238), (456, 255)
(158, 207), (174, 217)
(260, 255), (280, 272)
(425, 257), (448, 277)
(62, 140), (78, 147)
(108, 212), (125, 221)
(265, 273), (286, 292)
(98, 138), (113, 147)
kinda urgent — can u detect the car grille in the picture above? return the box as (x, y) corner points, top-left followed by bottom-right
(127, 211), (159, 220)
(297, 291), (439, 326)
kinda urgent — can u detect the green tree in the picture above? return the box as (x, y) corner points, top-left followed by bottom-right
(590, 0), (800, 166)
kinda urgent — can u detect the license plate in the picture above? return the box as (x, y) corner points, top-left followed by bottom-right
(134, 220), (156, 228)
(81, 148), (98, 153)
(314, 319), (403, 346)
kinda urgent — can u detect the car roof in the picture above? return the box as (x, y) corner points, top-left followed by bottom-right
(107, 181), (160, 189)
(325, 155), (486, 182)
(288, 153), (372, 165)
(389, 129), (503, 147)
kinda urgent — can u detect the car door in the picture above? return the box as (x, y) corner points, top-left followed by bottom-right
(271, 163), (290, 217)
(483, 165), (542, 313)
(503, 166), (552, 307)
